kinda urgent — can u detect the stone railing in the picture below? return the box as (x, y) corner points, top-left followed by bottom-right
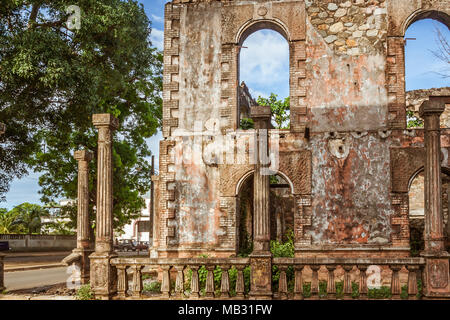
(110, 257), (250, 300)
(109, 256), (426, 300)
(272, 257), (425, 300)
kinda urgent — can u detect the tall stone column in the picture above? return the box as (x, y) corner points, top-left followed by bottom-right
(249, 105), (273, 299)
(419, 97), (450, 298)
(90, 113), (119, 300)
(63, 150), (94, 285)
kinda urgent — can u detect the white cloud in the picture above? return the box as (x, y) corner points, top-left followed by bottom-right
(151, 14), (163, 23)
(150, 28), (164, 51)
(239, 30), (290, 98)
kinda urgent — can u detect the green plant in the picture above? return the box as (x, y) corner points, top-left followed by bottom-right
(239, 118), (254, 130)
(142, 274), (151, 281)
(143, 281), (161, 293)
(319, 281), (327, 298)
(407, 110), (424, 128)
(417, 279), (423, 299)
(351, 281), (360, 299)
(76, 284), (94, 300)
(367, 286), (392, 299)
(400, 285), (408, 299)
(302, 282), (311, 298)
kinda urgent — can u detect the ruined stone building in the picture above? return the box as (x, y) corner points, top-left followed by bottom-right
(148, 0), (450, 264)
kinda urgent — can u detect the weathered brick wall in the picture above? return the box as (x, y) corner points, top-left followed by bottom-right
(155, 0), (450, 258)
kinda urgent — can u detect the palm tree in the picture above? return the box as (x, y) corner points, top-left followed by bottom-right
(9, 203), (50, 234)
(0, 208), (23, 234)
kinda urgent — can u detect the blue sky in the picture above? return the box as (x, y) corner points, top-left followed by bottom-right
(1, 2), (449, 210)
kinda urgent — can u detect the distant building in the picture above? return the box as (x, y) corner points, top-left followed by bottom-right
(116, 198), (151, 243)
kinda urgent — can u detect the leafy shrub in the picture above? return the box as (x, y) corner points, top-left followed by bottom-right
(143, 281), (161, 293)
(367, 286), (392, 299)
(76, 284), (94, 300)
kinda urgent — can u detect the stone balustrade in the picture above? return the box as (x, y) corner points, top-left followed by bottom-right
(272, 257), (425, 300)
(110, 257), (250, 300)
(108, 256), (426, 300)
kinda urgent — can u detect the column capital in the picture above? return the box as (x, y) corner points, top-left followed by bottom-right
(250, 105), (271, 129)
(419, 99), (446, 118)
(92, 114), (119, 130)
(0, 123), (5, 135)
(74, 150), (93, 162)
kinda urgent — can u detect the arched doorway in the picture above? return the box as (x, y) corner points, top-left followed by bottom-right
(408, 168), (450, 256)
(236, 171), (295, 256)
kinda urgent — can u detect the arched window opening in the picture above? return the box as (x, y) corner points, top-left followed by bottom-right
(405, 18), (450, 128)
(236, 172), (294, 256)
(408, 170), (450, 256)
(238, 29), (290, 130)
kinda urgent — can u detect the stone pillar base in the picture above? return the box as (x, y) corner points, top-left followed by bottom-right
(422, 252), (450, 299)
(89, 252), (118, 300)
(75, 248), (94, 285)
(249, 252), (273, 300)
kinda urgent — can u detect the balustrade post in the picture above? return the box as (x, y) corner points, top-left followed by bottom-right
(358, 265), (368, 300)
(390, 265), (401, 299)
(205, 265), (216, 299)
(117, 265), (129, 299)
(326, 265), (337, 299)
(235, 265), (246, 299)
(174, 265), (185, 299)
(161, 265), (172, 299)
(310, 265), (320, 300)
(132, 265), (143, 298)
(406, 265), (419, 300)
(189, 266), (200, 299)
(342, 265), (353, 300)
(294, 265), (304, 300)
(419, 97), (450, 298)
(220, 265), (230, 299)
(278, 266), (288, 300)
(90, 114), (119, 300)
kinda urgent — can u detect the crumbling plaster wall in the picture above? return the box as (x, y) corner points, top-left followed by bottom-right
(158, 0), (450, 257)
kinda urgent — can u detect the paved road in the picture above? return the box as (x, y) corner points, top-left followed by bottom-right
(4, 267), (69, 291)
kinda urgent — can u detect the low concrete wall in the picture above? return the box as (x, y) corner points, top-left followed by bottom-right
(0, 234), (76, 252)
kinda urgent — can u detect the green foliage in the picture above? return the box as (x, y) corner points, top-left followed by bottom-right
(256, 94), (290, 129)
(0, 1), (162, 231)
(302, 282), (311, 298)
(7, 202), (50, 234)
(367, 286), (392, 299)
(407, 110), (424, 128)
(417, 279), (423, 299)
(76, 284), (94, 300)
(270, 229), (295, 258)
(239, 118), (254, 130)
(143, 281), (161, 293)
(351, 281), (359, 299)
(0, 207), (22, 233)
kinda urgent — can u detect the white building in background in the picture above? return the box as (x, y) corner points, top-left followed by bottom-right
(116, 197), (152, 243)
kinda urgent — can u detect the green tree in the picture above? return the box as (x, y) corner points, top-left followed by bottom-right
(9, 202), (50, 234)
(256, 93), (290, 129)
(0, 1), (162, 230)
(0, 207), (22, 233)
